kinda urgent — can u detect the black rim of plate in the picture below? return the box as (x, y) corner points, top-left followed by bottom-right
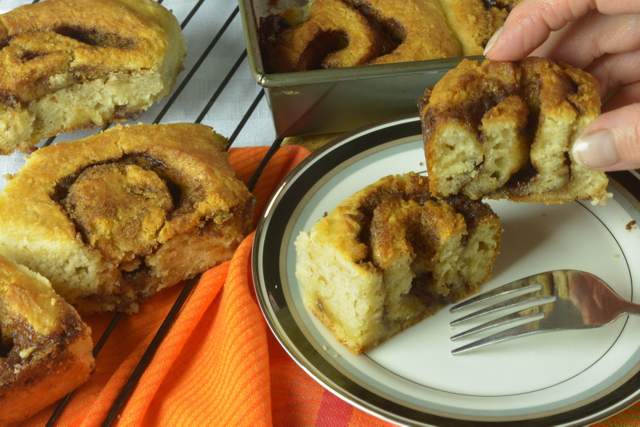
(252, 114), (640, 427)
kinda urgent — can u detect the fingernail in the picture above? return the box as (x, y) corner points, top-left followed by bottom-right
(572, 130), (620, 168)
(483, 27), (503, 56)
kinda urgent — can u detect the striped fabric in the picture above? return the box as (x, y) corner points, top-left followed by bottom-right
(20, 145), (640, 426)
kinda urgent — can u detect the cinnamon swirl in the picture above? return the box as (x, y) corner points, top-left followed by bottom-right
(0, 123), (255, 314)
(295, 172), (501, 354)
(341, 0), (461, 65)
(259, 0), (523, 72)
(420, 57), (610, 205)
(0, 255), (94, 426)
(260, 0), (395, 72)
(260, 0), (460, 72)
(0, 0), (187, 154)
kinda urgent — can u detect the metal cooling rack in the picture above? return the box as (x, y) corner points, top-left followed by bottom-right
(0, 0), (283, 424)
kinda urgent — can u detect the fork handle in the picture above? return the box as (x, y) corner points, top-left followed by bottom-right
(623, 299), (640, 316)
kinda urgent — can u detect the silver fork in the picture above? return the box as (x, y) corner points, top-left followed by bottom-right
(449, 270), (640, 355)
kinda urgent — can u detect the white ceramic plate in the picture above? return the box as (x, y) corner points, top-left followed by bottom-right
(252, 115), (640, 426)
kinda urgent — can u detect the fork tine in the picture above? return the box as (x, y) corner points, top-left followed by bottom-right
(451, 322), (544, 355)
(451, 309), (544, 340)
(449, 293), (554, 326)
(450, 279), (542, 313)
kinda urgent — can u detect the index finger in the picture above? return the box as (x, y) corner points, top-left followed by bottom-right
(485, 0), (640, 61)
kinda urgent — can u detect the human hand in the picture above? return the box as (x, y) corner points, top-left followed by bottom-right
(483, 0), (640, 171)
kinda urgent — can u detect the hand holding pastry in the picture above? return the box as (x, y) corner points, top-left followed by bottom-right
(483, 0), (640, 171)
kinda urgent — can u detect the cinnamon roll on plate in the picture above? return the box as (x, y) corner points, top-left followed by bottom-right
(295, 172), (501, 354)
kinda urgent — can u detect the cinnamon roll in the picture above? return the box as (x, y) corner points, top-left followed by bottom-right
(0, 0), (187, 154)
(0, 123), (255, 314)
(259, 0), (524, 72)
(420, 57), (610, 205)
(0, 254), (94, 426)
(260, 0), (461, 72)
(260, 0), (395, 72)
(341, 0), (461, 65)
(295, 173), (501, 354)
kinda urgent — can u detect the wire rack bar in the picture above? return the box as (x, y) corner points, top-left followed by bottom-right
(227, 89), (266, 149)
(101, 277), (199, 427)
(195, 49), (249, 124)
(153, 5), (241, 125)
(45, 313), (124, 427)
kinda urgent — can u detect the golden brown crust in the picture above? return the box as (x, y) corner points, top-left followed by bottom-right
(342, 0), (461, 64)
(0, 123), (255, 314)
(420, 57), (610, 205)
(295, 173), (500, 354)
(0, 0), (186, 154)
(260, 0), (526, 72)
(438, 0), (522, 55)
(260, 0), (394, 72)
(0, 255), (94, 426)
(260, 0), (461, 72)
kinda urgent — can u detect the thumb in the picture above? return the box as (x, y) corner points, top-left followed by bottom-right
(571, 104), (640, 171)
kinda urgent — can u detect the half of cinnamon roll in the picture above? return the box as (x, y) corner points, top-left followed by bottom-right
(295, 172), (501, 354)
(0, 123), (255, 314)
(420, 57), (610, 205)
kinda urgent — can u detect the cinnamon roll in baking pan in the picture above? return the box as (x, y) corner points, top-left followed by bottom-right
(0, 0), (187, 154)
(260, 0), (521, 72)
(0, 254), (94, 426)
(0, 123), (255, 314)
(420, 57), (610, 205)
(342, 0), (461, 65)
(260, 0), (393, 72)
(295, 173), (501, 354)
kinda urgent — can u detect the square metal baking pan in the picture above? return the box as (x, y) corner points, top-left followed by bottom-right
(239, 0), (480, 137)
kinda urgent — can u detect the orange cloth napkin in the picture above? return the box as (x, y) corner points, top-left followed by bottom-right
(23, 146), (639, 427)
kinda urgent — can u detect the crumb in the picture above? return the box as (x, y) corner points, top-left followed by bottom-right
(419, 162), (424, 166)
(19, 347), (34, 359)
(626, 220), (637, 231)
(2, 174), (12, 181)
(334, 353), (339, 358)
(323, 212), (328, 217)
(322, 345), (328, 350)
(614, 254), (620, 258)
